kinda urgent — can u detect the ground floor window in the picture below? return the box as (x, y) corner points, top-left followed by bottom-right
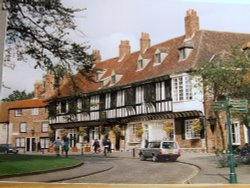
(185, 119), (201, 139)
(231, 122), (240, 145)
(128, 123), (142, 142)
(16, 137), (25, 147)
(40, 137), (50, 149)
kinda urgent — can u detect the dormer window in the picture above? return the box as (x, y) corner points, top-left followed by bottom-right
(138, 59), (144, 70)
(178, 41), (194, 61)
(137, 55), (150, 71)
(155, 53), (161, 64)
(111, 75), (116, 84)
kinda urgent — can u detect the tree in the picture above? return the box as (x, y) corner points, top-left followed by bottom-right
(2, 90), (34, 101)
(194, 46), (250, 149)
(3, 0), (94, 79)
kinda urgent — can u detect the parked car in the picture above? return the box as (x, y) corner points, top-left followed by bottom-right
(139, 140), (181, 162)
(0, 144), (19, 154)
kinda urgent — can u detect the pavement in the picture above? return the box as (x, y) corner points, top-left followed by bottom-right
(0, 150), (250, 184)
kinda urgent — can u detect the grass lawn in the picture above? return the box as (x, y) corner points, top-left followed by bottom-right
(0, 154), (81, 176)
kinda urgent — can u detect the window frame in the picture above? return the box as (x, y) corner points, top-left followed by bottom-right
(16, 137), (25, 147)
(172, 75), (193, 102)
(185, 119), (201, 139)
(41, 121), (49, 133)
(32, 108), (39, 116)
(15, 109), (23, 116)
(19, 122), (27, 133)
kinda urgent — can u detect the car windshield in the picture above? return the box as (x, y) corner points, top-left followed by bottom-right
(148, 142), (161, 148)
(162, 142), (177, 149)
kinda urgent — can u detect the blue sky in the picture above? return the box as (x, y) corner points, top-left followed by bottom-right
(1, 0), (250, 98)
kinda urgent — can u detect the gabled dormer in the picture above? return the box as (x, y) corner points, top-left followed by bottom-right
(109, 70), (123, 86)
(95, 69), (106, 82)
(178, 40), (194, 61)
(153, 48), (168, 66)
(136, 54), (150, 71)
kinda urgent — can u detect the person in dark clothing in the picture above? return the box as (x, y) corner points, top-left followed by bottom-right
(63, 137), (70, 157)
(93, 139), (100, 153)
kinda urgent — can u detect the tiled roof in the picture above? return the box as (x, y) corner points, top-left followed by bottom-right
(0, 99), (48, 123)
(56, 30), (250, 97)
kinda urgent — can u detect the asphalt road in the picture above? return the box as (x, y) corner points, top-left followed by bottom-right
(60, 156), (198, 184)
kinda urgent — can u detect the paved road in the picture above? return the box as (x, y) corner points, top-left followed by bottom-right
(60, 156), (198, 184)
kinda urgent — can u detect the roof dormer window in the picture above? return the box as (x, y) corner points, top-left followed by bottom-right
(178, 41), (194, 61)
(155, 53), (161, 64)
(137, 55), (150, 71)
(138, 59), (144, 70)
(153, 48), (168, 66)
(111, 75), (116, 84)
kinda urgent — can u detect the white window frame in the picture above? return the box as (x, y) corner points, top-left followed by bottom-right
(155, 53), (161, 64)
(16, 137), (25, 147)
(90, 95), (100, 111)
(40, 137), (50, 149)
(116, 90), (125, 107)
(32, 108), (39, 115)
(156, 82), (166, 101)
(136, 86), (144, 104)
(20, 122), (27, 133)
(77, 98), (82, 112)
(185, 119), (201, 139)
(15, 109), (23, 116)
(172, 75), (193, 102)
(231, 121), (241, 145)
(57, 101), (69, 114)
(138, 59), (144, 70)
(105, 93), (111, 109)
(41, 121), (49, 133)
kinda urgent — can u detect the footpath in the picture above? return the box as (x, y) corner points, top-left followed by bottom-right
(0, 150), (249, 184)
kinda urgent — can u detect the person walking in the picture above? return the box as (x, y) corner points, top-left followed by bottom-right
(93, 139), (100, 153)
(53, 137), (62, 157)
(63, 137), (70, 157)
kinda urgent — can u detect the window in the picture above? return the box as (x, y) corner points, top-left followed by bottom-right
(116, 90), (125, 107)
(185, 119), (200, 139)
(111, 75), (116, 84)
(40, 137), (50, 149)
(138, 59), (144, 70)
(105, 93), (111, 109)
(155, 53), (161, 64)
(172, 75), (192, 102)
(41, 122), (49, 132)
(156, 82), (165, 101)
(231, 122), (240, 145)
(128, 124), (141, 142)
(15, 109), (22, 116)
(90, 95), (100, 111)
(16, 138), (25, 147)
(32, 108), (39, 115)
(77, 98), (82, 112)
(20, 122), (27, 133)
(57, 101), (68, 114)
(136, 86), (144, 104)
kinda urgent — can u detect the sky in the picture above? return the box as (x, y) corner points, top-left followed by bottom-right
(1, 0), (250, 99)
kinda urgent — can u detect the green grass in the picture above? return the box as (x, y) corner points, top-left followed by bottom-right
(0, 154), (81, 176)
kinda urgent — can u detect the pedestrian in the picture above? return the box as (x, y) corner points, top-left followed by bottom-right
(103, 138), (112, 155)
(53, 137), (62, 157)
(63, 137), (70, 157)
(93, 139), (100, 153)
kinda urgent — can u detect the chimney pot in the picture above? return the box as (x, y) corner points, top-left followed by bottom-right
(92, 49), (101, 63)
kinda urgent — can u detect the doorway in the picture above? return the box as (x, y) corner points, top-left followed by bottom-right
(26, 138), (36, 152)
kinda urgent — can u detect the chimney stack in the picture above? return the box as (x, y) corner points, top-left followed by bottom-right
(34, 81), (44, 99)
(140, 32), (150, 54)
(92, 49), (101, 63)
(119, 40), (131, 59)
(185, 9), (199, 39)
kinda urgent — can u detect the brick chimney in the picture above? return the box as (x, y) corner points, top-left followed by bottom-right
(119, 40), (130, 59)
(92, 49), (101, 63)
(185, 9), (200, 39)
(44, 73), (56, 99)
(34, 81), (44, 99)
(140, 32), (150, 54)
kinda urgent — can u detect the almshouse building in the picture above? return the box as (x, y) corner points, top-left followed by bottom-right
(44, 9), (250, 153)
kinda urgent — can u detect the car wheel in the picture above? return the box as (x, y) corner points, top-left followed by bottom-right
(140, 154), (146, 161)
(152, 155), (158, 162)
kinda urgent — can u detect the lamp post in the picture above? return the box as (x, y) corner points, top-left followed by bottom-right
(225, 96), (237, 184)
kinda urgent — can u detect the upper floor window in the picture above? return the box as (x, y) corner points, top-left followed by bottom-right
(105, 93), (111, 109)
(41, 121), (49, 133)
(111, 75), (116, 84)
(90, 95), (100, 111)
(172, 75), (192, 102)
(32, 108), (39, 115)
(20, 122), (27, 133)
(231, 121), (240, 145)
(57, 100), (68, 114)
(155, 81), (170, 101)
(116, 90), (125, 107)
(77, 98), (82, 112)
(138, 59), (144, 70)
(136, 86), (144, 104)
(15, 109), (23, 116)
(178, 41), (194, 61)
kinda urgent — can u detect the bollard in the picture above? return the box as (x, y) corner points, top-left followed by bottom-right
(133, 148), (135, 158)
